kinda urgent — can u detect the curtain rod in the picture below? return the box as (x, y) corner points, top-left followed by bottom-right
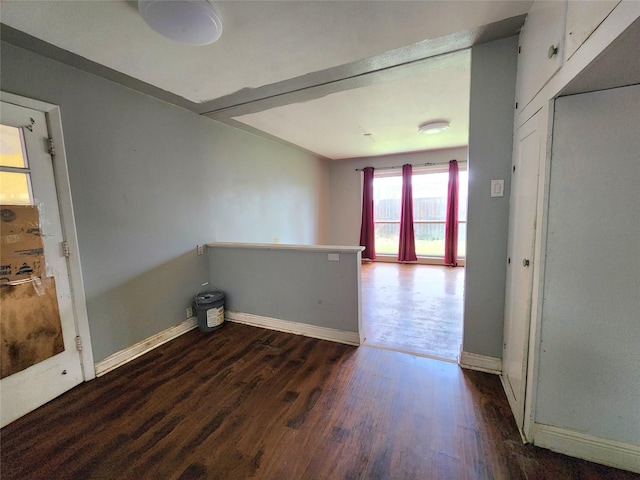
(354, 160), (463, 172)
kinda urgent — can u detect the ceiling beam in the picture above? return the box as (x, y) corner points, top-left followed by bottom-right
(199, 15), (526, 120)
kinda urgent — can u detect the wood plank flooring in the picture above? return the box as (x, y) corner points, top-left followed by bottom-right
(1, 323), (636, 479)
(362, 263), (464, 361)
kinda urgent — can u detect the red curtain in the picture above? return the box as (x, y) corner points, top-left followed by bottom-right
(444, 160), (459, 266)
(398, 164), (417, 262)
(359, 167), (376, 260)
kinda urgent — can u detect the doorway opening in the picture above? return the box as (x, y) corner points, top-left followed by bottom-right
(361, 166), (467, 361)
(361, 263), (464, 362)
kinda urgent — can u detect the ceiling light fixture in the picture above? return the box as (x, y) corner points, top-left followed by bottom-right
(138, 0), (223, 46)
(418, 121), (450, 135)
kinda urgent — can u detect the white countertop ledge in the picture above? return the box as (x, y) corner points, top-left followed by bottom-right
(206, 242), (364, 253)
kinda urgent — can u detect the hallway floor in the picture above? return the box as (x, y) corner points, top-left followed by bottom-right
(361, 262), (464, 361)
(3, 323), (634, 479)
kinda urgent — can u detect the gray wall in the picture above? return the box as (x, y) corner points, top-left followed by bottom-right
(536, 85), (640, 445)
(327, 147), (468, 246)
(463, 36), (518, 358)
(208, 245), (361, 333)
(1, 42), (329, 362)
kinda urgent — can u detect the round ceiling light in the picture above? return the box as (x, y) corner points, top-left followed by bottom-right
(138, 0), (223, 46)
(418, 121), (450, 135)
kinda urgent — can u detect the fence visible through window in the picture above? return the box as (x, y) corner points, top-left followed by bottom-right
(373, 170), (467, 258)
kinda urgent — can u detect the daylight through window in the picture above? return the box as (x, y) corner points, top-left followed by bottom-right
(373, 168), (468, 258)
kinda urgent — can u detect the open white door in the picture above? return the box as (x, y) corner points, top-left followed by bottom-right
(0, 94), (94, 427)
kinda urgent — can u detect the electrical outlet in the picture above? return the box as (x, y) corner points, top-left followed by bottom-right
(186, 307), (194, 318)
(274, 237), (280, 244)
(197, 244), (204, 255)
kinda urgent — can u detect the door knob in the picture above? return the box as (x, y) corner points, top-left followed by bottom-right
(523, 259), (530, 267)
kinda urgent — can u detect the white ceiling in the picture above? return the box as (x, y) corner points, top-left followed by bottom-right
(0, 0), (532, 159)
(233, 50), (471, 160)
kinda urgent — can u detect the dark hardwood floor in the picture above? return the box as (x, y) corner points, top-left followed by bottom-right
(1, 323), (636, 479)
(362, 263), (464, 361)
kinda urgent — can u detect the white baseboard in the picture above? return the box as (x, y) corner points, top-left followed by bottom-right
(534, 423), (640, 474)
(95, 317), (197, 377)
(370, 255), (466, 267)
(226, 310), (360, 346)
(458, 350), (502, 374)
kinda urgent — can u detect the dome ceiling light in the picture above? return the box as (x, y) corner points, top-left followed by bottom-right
(138, 0), (223, 46)
(418, 121), (450, 135)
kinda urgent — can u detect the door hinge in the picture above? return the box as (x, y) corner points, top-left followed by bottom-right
(75, 335), (83, 351)
(62, 241), (70, 258)
(48, 137), (56, 157)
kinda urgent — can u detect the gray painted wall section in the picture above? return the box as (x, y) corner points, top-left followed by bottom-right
(463, 36), (518, 358)
(1, 42), (329, 362)
(536, 86), (640, 445)
(208, 246), (360, 333)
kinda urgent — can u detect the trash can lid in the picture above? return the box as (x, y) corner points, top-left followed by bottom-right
(195, 290), (224, 304)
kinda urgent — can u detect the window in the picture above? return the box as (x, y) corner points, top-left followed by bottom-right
(0, 124), (33, 205)
(373, 167), (467, 258)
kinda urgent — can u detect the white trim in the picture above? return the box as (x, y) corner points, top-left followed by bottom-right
(458, 351), (502, 374)
(1, 91), (58, 112)
(226, 311), (360, 346)
(207, 242), (364, 253)
(48, 104), (96, 381)
(1, 91), (96, 381)
(371, 255), (466, 267)
(94, 317), (197, 377)
(523, 101), (555, 441)
(356, 250), (364, 345)
(534, 423), (640, 474)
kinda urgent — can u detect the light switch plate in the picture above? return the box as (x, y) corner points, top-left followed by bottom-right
(491, 179), (504, 197)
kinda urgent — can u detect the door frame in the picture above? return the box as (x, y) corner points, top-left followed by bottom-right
(500, 100), (554, 443)
(506, 99), (554, 443)
(1, 91), (95, 382)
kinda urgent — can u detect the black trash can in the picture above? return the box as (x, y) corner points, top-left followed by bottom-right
(193, 290), (225, 332)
